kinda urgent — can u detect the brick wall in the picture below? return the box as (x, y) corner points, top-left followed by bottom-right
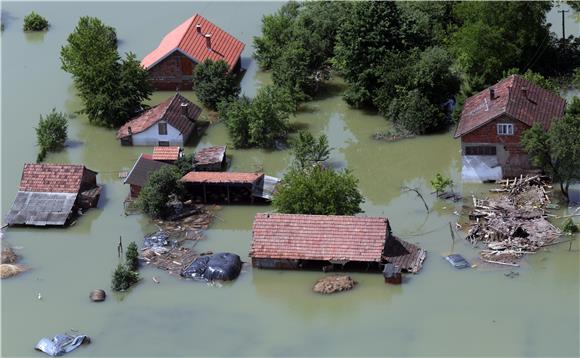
(462, 116), (529, 144)
(148, 51), (196, 91)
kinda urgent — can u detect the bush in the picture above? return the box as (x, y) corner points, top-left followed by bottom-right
(272, 165), (364, 215)
(385, 90), (447, 134)
(193, 59), (240, 110)
(23, 12), (49, 31)
(430, 173), (453, 196)
(36, 109), (68, 152)
(111, 263), (139, 291)
(563, 218), (579, 235)
(291, 131), (330, 169)
(138, 166), (183, 218)
(125, 242), (139, 271)
(175, 152), (195, 176)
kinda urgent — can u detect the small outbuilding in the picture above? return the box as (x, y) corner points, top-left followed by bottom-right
(180, 171), (265, 203)
(250, 213), (426, 273)
(193, 146), (227, 171)
(117, 93), (202, 147)
(124, 154), (171, 198)
(152, 146), (183, 163)
(5, 163), (100, 227)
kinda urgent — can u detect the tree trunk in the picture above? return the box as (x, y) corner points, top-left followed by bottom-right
(560, 181), (569, 201)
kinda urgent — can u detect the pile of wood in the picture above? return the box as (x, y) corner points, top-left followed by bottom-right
(141, 246), (199, 276)
(313, 275), (357, 294)
(466, 175), (561, 266)
(155, 205), (217, 240)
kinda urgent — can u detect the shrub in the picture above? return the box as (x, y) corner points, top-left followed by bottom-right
(175, 152), (195, 176)
(138, 166), (183, 218)
(193, 59), (240, 110)
(125, 242), (139, 271)
(35, 109), (67, 162)
(430, 173), (453, 197)
(563, 218), (579, 235)
(23, 12), (49, 31)
(111, 263), (139, 291)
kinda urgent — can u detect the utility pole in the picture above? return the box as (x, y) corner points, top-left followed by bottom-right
(558, 9), (569, 41)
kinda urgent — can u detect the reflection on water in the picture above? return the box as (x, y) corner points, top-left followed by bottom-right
(1, 2), (579, 357)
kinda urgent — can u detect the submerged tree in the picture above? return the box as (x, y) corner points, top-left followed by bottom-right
(125, 242), (139, 272)
(430, 173), (454, 197)
(111, 263), (139, 291)
(193, 59), (240, 110)
(138, 166), (184, 218)
(35, 109), (68, 162)
(23, 11), (49, 31)
(291, 131), (330, 169)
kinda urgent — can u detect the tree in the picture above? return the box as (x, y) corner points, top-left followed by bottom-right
(193, 59), (240, 110)
(138, 166), (184, 218)
(175, 152), (195, 176)
(220, 85), (295, 148)
(291, 131), (330, 169)
(61, 17), (151, 128)
(522, 114), (580, 200)
(271, 41), (315, 101)
(430, 173), (454, 197)
(384, 90), (447, 135)
(411, 47), (460, 105)
(272, 166), (364, 216)
(23, 11), (49, 31)
(36, 109), (68, 162)
(125, 242), (139, 272)
(111, 263), (139, 291)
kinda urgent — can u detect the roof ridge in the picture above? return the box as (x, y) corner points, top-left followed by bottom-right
(177, 14), (198, 49)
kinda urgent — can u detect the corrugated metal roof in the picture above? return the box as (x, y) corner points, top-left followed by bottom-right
(383, 238), (426, 273)
(141, 14), (245, 71)
(250, 213), (389, 262)
(124, 153), (172, 187)
(181, 171), (263, 185)
(117, 93), (201, 139)
(455, 75), (566, 138)
(5, 191), (77, 226)
(19, 163), (92, 193)
(152, 146), (181, 161)
(252, 175), (280, 200)
(194, 146), (226, 166)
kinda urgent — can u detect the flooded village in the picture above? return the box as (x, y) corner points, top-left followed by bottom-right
(1, 1), (579, 357)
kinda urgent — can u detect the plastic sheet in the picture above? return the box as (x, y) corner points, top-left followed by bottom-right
(143, 231), (169, 248)
(34, 334), (90, 356)
(181, 253), (242, 281)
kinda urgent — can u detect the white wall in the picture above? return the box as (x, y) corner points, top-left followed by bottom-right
(131, 121), (184, 146)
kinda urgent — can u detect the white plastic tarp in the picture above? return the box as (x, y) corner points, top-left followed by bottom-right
(461, 155), (502, 182)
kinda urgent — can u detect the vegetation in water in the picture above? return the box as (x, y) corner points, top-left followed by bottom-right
(23, 12), (49, 31)
(219, 85), (295, 148)
(35, 109), (68, 162)
(138, 166), (184, 218)
(175, 152), (195, 176)
(60, 17), (151, 128)
(290, 131), (330, 169)
(111, 263), (139, 291)
(193, 59), (240, 110)
(430, 173), (454, 197)
(562, 218), (579, 235)
(273, 165), (364, 216)
(125, 242), (139, 272)
(521, 105), (579, 201)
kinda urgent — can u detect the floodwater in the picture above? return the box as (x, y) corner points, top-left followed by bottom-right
(1, 2), (579, 357)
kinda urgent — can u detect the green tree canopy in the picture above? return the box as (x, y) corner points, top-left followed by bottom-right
(35, 109), (68, 162)
(111, 263), (139, 291)
(503, 68), (560, 94)
(193, 59), (240, 110)
(384, 90), (447, 135)
(23, 11), (49, 31)
(291, 131), (331, 169)
(272, 166), (364, 216)
(138, 166), (184, 218)
(125, 242), (139, 272)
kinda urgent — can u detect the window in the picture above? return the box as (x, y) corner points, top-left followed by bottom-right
(465, 146), (497, 156)
(497, 123), (514, 135)
(158, 122), (168, 135)
(158, 141), (170, 147)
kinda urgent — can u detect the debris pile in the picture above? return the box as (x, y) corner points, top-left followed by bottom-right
(154, 204), (216, 240)
(0, 246), (26, 279)
(466, 175), (561, 266)
(313, 275), (357, 294)
(35, 333), (90, 356)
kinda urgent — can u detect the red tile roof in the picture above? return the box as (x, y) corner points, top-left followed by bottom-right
(455, 75), (566, 138)
(250, 213), (389, 262)
(141, 14), (245, 71)
(181, 171), (263, 185)
(152, 146), (181, 161)
(19, 163), (94, 193)
(194, 146), (226, 166)
(117, 93), (201, 139)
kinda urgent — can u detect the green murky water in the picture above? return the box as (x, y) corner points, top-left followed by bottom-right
(1, 2), (579, 357)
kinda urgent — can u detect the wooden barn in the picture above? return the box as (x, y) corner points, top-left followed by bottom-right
(141, 14), (245, 90)
(117, 93), (202, 147)
(124, 153), (171, 198)
(5, 163), (100, 227)
(250, 213), (426, 273)
(180, 171), (265, 204)
(193, 146), (227, 171)
(455, 75), (566, 181)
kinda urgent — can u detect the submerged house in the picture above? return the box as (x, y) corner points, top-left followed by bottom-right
(193, 145), (227, 171)
(117, 93), (202, 146)
(250, 213), (426, 273)
(455, 75), (566, 181)
(141, 13), (245, 90)
(5, 163), (100, 226)
(124, 153), (171, 198)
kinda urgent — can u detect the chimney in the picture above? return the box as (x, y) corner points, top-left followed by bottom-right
(490, 88), (495, 100)
(205, 34), (212, 49)
(196, 24), (201, 34)
(180, 103), (189, 118)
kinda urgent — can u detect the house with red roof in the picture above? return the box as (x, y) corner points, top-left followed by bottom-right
(117, 93), (202, 146)
(250, 213), (426, 273)
(141, 14), (245, 90)
(455, 75), (566, 181)
(5, 163), (100, 226)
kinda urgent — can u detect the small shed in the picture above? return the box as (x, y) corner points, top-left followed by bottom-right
(5, 163), (100, 227)
(193, 146), (227, 171)
(181, 171), (263, 204)
(124, 154), (171, 198)
(152, 146), (182, 163)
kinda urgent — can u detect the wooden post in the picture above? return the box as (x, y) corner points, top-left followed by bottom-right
(203, 184), (207, 203)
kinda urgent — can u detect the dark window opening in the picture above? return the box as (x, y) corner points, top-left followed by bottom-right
(465, 146), (497, 156)
(158, 122), (168, 135)
(158, 141), (170, 147)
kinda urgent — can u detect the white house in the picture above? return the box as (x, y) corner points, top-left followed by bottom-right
(117, 93), (202, 146)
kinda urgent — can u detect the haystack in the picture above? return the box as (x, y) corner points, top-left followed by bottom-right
(313, 275), (356, 294)
(0, 264), (26, 279)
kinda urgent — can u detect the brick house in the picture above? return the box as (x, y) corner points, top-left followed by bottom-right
(455, 75), (566, 181)
(141, 14), (245, 91)
(5, 163), (100, 226)
(117, 93), (202, 146)
(124, 153), (172, 199)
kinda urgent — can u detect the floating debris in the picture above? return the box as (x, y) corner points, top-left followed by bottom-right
(0, 264), (26, 279)
(1, 247), (18, 264)
(35, 333), (90, 356)
(89, 289), (106, 302)
(313, 275), (357, 294)
(181, 253), (242, 281)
